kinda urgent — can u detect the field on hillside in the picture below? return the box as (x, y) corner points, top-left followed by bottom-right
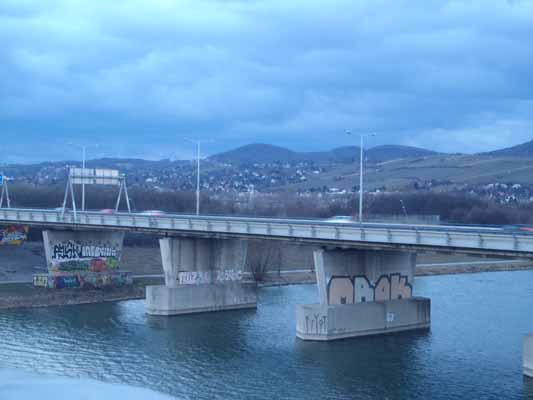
(275, 155), (533, 191)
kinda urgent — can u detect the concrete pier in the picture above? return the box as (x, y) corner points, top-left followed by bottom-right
(525, 334), (533, 378)
(38, 230), (130, 289)
(145, 237), (257, 316)
(296, 248), (430, 341)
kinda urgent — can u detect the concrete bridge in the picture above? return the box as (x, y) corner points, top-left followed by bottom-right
(1, 207), (533, 376)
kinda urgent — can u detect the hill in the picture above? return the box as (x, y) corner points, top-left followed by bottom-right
(367, 145), (438, 162)
(484, 139), (533, 157)
(209, 144), (299, 164)
(209, 143), (439, 164)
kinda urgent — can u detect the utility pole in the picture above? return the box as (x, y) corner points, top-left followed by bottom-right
(346, 131), (376, 223)
(185, 138), (212, 215)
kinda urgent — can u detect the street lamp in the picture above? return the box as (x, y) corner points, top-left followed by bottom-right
(184, 138), (212, 215)
(68, 142), (99, 211)
(345, 131), (376, 223)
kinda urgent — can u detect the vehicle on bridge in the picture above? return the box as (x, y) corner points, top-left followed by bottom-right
(139, 210), (166, 216)
(503, 225), (533, 234)
(325, 215), (357, 224)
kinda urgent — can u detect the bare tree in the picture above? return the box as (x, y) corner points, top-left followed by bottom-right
(246, 240), (282, 283)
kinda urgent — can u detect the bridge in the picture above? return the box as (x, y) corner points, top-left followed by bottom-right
(1, 207), (533, 376)
(2, 207), (533, 257)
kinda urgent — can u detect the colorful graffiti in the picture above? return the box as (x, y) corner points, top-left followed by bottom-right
(38, 231), (129, 290)
(38, 272), (133, 289)
(328, 273), (412, 305)
(0, 225), (29, 246)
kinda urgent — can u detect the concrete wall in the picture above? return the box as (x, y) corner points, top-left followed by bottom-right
(525, 334), (533, 378)
(160, 237), (248, 287)
(146, 283), (257, 315)
(296, 297), (430, 341)
(314, 248), (415, 306)
(41, 230), (128, 289)
(147, 237), (257, 316)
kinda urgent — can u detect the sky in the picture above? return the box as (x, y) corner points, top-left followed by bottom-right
(1, 0), (533, 162)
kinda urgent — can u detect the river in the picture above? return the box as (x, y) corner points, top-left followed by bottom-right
(1, 270), (533, 399)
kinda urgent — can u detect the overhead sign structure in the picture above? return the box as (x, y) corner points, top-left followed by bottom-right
(60, 168), (131, 217)
(69, 168), (121, 186)
(0, 174), (10, 208)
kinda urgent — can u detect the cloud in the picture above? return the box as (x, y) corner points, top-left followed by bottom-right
(1, 0), (533, 161)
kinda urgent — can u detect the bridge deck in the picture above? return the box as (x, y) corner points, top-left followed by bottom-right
(2, 208), (533, 258)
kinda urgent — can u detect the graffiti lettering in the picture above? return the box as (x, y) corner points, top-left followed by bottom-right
(327, 273), (412, 304)
(177, 269), (243, 285)
(304, 313), (328, 335)
(52, 241), (118, 260)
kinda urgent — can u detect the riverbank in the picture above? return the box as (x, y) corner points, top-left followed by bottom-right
(0, 277), (161, 311)
(2, 261), (533, 310)
(1, 241), (533, 310)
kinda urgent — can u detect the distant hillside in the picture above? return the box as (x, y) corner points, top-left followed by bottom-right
(209, 143), (439, 164)
(209, 144), (300, 164)
(367, 145), (439, 162)
(484, 139), (533, 157)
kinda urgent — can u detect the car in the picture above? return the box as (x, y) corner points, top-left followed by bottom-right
(99, 209), (115, 215)
(139, 210), (166, 216)
(325, 215), (356, 223)
(503, 224), (533, 233)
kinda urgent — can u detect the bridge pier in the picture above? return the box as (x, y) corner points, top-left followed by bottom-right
(145, 237), (257, 315)
(296, 248), (430, 341)
(38, 230), (130, 289)
(525, 334), (533, 378)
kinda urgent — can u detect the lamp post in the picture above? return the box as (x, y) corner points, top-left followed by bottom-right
(345, 131), (376, 223)
(185, 138), (212, 215)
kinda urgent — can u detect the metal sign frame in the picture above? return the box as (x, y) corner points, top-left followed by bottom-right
(61, 168), (131, 217)
(0, 175), (11, 208)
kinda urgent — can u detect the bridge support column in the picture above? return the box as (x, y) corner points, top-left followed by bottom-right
(37, 230), (130, 289)
(296, 248), (430, 341)
(145, 237), (257, 315)
(525, 334), (533, 378)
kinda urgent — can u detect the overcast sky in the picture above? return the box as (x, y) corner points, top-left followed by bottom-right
(1, 0), (533, 162)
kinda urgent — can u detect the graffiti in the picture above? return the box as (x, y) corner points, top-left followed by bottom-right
(178, 271), (212, 284)
(327, 273), (412, 304)
(177, 269), (243, 285)
(0, 225), (29, 245)
(354, 276), (375, 303)
(77, 272), (132, 289)
(304, 313), (328, 335)
(44, 272), (132, 289)
(375, 276), (391, 302)
(40, 231), (127, 290)
(53, 275), (80, 289)
(48, 240), (121, 274)
(33, 274), (49, 288)
(390, 274), (411, 300)
(328, 277), (354, 305)
(52, 240), (119, 260)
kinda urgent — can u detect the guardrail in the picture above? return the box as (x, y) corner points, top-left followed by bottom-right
(1, 208), (533, 257)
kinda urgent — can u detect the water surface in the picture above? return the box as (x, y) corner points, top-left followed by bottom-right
(1, 271), (533, 399)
